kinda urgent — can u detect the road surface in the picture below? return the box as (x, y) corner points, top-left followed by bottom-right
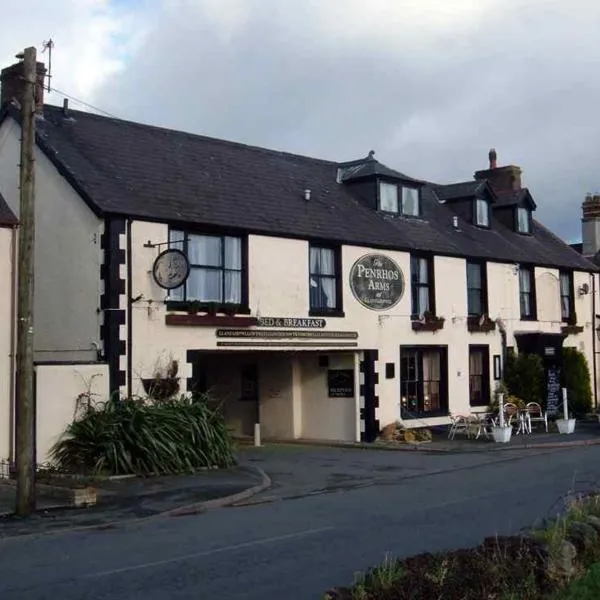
(1, 444), (598, 599)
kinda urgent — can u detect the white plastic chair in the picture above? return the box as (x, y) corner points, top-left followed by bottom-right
(448, 415), (470, 440)
(526, 402), (548, 433)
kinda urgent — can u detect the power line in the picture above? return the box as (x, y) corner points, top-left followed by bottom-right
(44, 84), (119, 119)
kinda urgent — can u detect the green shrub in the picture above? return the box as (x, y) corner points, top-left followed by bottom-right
(50, 394), (236, 475)
(504, 352), (545, 407)
(561, 347), (592, 417)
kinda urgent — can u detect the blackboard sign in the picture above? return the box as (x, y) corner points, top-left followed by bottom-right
(328, 369), (355, 398)
(546, 366), (561, 416)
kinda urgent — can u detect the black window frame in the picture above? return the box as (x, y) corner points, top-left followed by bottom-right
(308, 243), (344, 317)
(469, 344), (490, 407)
(466, 260), (488, 316)
(473, 198), (490, 228)
(165, 228), (249, 313)
(516, 206), (532, 234)
(400, 345), (449, 419)
(377, 179), (421, 217)
(559, 270), (574, 322)
(410, 254), (436, 318)
(518, 265), (537, 320)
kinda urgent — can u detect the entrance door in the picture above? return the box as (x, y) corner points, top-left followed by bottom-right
(240, 364), (259, 436)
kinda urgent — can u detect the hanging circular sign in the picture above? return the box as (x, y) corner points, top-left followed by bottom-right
(349, 253), (404, 311)
(152, 248), (190, 290)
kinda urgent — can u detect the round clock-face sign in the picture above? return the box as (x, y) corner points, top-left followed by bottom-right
(152, 248), (190, 290)
(349, 253), (404, 311)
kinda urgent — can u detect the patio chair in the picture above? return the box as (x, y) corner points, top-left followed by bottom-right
(448, 415), (470, 440)
(503, 402), (519, 426)
(526, 402), (548, 433)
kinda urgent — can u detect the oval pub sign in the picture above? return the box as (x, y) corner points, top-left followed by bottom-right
(349, 254), (404, 311)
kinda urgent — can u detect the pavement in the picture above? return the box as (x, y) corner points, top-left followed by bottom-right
(0, 464), (268, 538)
(1, 442), (600, 599)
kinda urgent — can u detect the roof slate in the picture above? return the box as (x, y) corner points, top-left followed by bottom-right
(431, 181), (488, 202)
(0, 191), (17, 226)
(3, 103), (594, 271)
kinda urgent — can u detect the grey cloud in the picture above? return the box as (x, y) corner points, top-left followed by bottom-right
(96, 0), (600, 243)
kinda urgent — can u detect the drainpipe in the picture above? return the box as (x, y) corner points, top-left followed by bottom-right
(496, 317), (508, 378)
(592, 272), (598, 410)
(8, 224), (18, 462)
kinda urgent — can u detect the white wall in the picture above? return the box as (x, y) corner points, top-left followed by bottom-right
(0, 227), (15, 459)
(35, 363), (109, 463)
(301, 352), (356, 441)
(0, 118), (103, 362)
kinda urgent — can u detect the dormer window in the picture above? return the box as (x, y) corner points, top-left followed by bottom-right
(517, 207), (531, 233)
(475, 199), (489, 227)
(378, 182), (420, 216)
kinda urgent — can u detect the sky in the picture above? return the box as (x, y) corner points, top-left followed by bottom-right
(2, 0), (600, 243)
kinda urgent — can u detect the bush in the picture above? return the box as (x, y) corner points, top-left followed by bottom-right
(561, 347), (593, 417)
(50, 394), (236, 475)
(504, 352), (545, 407)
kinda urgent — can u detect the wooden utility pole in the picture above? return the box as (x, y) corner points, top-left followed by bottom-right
(15, 46), (37, 516)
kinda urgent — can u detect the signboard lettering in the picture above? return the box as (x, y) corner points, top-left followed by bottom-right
(546, 366), (561, 416)
(349, 254), (404, 311)
(256, 317), (326, 328)
(216, 329), (357, 339)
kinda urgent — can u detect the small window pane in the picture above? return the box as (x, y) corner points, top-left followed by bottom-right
(517, 208), (530, 233)
(476, 199), (489, 227)
(169, 229), (185, 251)
(468, 289), (482, 315)
(224, 237), (242, 269)
(379, 182), (399, 212)
(224, 271), (242, 303)
(519, 269), (531, 293)
(467, 263), (481, 289)
(402, 187), (419, 216)
(188, 268), (222, 302)
(188, 235), (222, 266)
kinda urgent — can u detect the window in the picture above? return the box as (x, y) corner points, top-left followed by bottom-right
(469, 345), (490, 407)
(517, 207), (531, 233)
(466, 261), (487, 316)
(379, 182), (398, 213)
(378, 182), (420, 216)
(475, 199), (489, 227)
(519, 266), (536, 319)
(402, 187), (420, 216)
(309, 245), (341, 314)
(168, 230), (243, 305)
(411, 255), (434, 317)
(559, 271), (573, 321)
(400, 346), (448, 419)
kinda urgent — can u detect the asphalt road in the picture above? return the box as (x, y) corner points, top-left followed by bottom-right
(1, 444), (599, 600)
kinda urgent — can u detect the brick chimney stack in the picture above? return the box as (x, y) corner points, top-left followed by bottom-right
(474, 148), (522, 193)
(581, 193), (600, 257)
(0, 56), (46, 115)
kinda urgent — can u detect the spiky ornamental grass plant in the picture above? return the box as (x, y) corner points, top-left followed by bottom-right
(50, 394), (236, 475)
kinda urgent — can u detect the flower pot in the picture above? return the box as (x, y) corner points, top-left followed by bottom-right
(556, 418), (576, 434)
(491, 425), (512, 443)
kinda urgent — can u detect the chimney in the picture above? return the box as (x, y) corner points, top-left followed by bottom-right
(1, 56), (47, 115)
(474, 148), (522, 193)
(581, 193), (600, 257)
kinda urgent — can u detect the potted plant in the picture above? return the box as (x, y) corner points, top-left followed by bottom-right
(467, 313), (496, 333)
(187, 300), (203, 315)
(491, 391), (512, 443)
(141, 355), (180, 401)
(556, 387), (576, 434)
(412, 311), (445, 332)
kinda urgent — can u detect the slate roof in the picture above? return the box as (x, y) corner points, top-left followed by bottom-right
(338, 153), (422, 184)
(493, 189), (537, 209)
(0, 191), (17, 226)
(431, 181), (489, 202)
(1, 102), (594, 271)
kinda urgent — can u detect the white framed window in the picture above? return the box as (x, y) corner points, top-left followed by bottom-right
(379, 182), (399, 213)
(517, 207), (531, 233)
(475, 199), (489, 227)
(402, 187), (420, 216)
